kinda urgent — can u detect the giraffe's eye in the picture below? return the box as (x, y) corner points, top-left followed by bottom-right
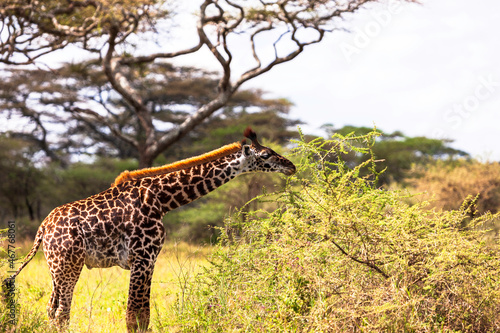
(261, 152), (271, 159)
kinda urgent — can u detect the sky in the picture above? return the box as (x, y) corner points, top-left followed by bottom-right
(236, 0), (500, 160)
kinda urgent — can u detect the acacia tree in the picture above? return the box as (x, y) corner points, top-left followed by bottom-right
(0, 62), (293, 164)
(0, 0), (416, 167)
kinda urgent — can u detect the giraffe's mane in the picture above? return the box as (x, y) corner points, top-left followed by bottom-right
(112, 141), (243, 186)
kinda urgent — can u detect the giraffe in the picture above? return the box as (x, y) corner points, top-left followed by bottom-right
(3, 127), (296, 332)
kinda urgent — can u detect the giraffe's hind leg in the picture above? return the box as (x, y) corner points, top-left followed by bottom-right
(44, 235), (85, 328)
(47, 280), (59, 320)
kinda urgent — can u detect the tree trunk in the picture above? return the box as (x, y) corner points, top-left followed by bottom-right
(138, 150), (155, 169)
(25, 196), (35, 221)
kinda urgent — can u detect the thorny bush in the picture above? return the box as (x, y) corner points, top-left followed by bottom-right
(178, 130), (500, 332)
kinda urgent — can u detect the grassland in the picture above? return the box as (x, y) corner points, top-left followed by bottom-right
(2, 240), (210, 332)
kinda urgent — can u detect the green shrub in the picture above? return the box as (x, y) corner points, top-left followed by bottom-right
(177, 130), (500, 332)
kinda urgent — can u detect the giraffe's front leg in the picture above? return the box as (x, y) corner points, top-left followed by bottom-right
(126, 259), (156, 333)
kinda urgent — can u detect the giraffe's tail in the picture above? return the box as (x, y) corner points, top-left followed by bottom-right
(2, 223), (45, 289)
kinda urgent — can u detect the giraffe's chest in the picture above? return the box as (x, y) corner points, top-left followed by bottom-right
(79, 216), (165, 270)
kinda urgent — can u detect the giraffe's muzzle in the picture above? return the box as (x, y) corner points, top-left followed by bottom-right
(282, 164), (296, 176)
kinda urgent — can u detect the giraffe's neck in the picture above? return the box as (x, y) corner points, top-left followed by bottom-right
(151, 150), (245, 213)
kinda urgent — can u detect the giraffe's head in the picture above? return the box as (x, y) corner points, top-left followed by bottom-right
(239, 127), (296, 176)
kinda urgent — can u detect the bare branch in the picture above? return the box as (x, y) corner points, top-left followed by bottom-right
(68, 106), (139, 149)
(150, 90), (233, 158)
(324, 234), (390, 279)
(119, 42), (204, 65)
(10, 104), (69, 167)
(198, 0), (236, 92)
(102, 27), (156, 163)
(103, 29), (144, 111)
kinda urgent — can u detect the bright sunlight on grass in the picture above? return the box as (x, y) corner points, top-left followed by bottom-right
(1, 242), (211, 332)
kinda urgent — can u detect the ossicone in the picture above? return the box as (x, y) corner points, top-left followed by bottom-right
(243, 126), (257, 141)
(243, 126), (262, 148)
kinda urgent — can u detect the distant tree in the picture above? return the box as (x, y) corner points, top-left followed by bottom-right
(0, 0), (417, 167)
(323, 125), (468, 184)
(46, 158), (138, 208)
(0, 136), (45, 223)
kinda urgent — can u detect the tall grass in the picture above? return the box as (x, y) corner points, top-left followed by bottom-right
(177, 130), (500, 332)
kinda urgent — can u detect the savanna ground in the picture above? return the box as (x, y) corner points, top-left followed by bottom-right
(1, 131), (500, 332)
(2, 241), (210, 332)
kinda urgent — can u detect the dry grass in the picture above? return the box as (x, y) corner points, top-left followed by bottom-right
(406, 160), (500, 242)
(407, 160), (500, 214)
(1, 241), (211, 332)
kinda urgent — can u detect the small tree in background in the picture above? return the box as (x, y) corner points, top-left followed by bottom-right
(323, 125), (468, 185)
(408, 160), (500, 214)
